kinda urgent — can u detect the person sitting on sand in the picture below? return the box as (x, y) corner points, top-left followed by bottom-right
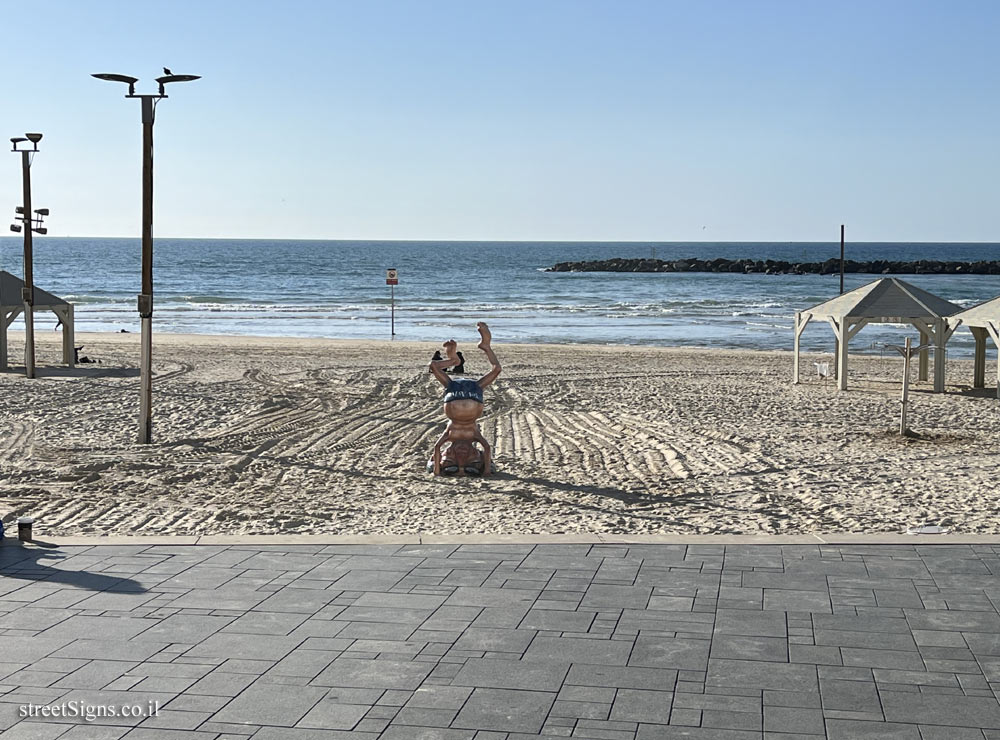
(427, 323), (500, 476)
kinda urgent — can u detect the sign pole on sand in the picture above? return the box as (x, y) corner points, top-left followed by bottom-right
(386, 268), (399, 337)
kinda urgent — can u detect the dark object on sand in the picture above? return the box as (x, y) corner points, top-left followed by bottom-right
(120, 329), (129, 333)
(431, 351), (443, 362)
(75, 346), (96, 364)
(446, 351), (465, 374)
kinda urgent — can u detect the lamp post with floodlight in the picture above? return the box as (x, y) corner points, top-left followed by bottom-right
(91, 71), (200, 443)
(9, 133), (48, 379)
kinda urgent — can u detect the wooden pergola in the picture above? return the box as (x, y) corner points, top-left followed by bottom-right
(947, 296), (1000, 398)
(1, 270), (75, 370)
(792, 277), (961, 392)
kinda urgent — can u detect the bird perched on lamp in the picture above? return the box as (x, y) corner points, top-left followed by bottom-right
(163, 67), (173, 75)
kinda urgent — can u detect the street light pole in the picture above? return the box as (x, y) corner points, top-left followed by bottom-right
(138, 95), (155, 444)
(9, 133), (46, 379)
(92, 72), (200, 443)
(20, 149), (34, 378)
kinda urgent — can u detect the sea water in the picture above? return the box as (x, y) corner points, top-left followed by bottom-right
(1, 238), (998, 356)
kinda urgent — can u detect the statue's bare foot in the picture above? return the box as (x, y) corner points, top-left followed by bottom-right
(477, 322), (492, 351)
(443, 339), (458, 363)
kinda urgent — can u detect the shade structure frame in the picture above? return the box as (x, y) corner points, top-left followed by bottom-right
(791, 277), (963, 393)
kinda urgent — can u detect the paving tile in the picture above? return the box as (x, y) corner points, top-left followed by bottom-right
(609, 688), (672, 723)
(581, 585), (652, 609)
(452, 688), (555, 733)
(841, 648), (925, 670)
(523, 636), (632, 666)
(134, 615), (234, 643)
(763, 590), (832, 613)
(453, 628), (535, 654)
(715, 610), (787, 638)
(313, 658), (434, 689)
(566, 664), (676, 690)
(296, 697), (369, 729)
(763, 706), (824, 734)
(452, 658), (568, 691)
(707, 659), (817, 691)
(904, 610), (1000, 633)
(629, 636), (710, 670)
(184, 633), (301, 661)
(710, 635), (788, 662)
(826, 719), (921, 739)
(636, 725), (760, 739)
(815, 629), (916, 651)
(446, 588), (540, 608)
(881, 690), (1000, 728)
(518, 609), (595, 632)
(702, 708), (762, 731)
(813, 615), (910, 634)
(406, 685), (473, 709)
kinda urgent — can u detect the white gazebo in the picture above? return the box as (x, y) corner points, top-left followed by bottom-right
(947, 296), (1000, 398)
(1, 270), (75, 370)
(792, 277), (962, 392)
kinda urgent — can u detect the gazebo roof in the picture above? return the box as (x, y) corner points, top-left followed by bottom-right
(0, 270), (70, 309)
(948, 295), (1000, 329)
(802, 277), (962, 321)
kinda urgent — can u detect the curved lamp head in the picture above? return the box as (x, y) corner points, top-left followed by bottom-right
(154, 73), (201, 96)
(92, 73), (139, 96)
(25, 133), (42, 144)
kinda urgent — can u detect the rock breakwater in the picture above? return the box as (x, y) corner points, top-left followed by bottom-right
(546, 258), (1000, 275)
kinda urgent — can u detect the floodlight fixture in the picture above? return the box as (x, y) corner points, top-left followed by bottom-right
(91, 73), (139, 96)
(10, 137), (26, 146)
(15, 206), (24, 214)
(9, 224), (21, 233)
(25, 133), (42, 144)
(34, 208), (49, 216)
(34, 227), (47, 235)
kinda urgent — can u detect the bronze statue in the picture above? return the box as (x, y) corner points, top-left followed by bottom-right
(428, 322), (501, 476)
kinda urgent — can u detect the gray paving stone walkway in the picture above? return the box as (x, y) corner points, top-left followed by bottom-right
(2, 541), (1000, 738)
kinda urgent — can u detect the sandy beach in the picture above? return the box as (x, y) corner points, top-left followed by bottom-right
(0, 331), (997, 537)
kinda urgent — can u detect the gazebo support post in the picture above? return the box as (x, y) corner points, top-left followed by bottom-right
(972, 328), (986, 389)
(61, 305), (75, 367)
(0, 309), (8, 371)
(933, 319), (947, 393)
(987, 321), (1000, 400)
(837, 319), (849, 391)
(792, 312), (811, 384)
(1, 308), (22, 372)
(918, 329), (929, 382)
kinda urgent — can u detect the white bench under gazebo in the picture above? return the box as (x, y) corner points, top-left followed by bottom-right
(792, 277), (962, 392)
(1, 270), (75, 370)
(948, 296), (1000, 398)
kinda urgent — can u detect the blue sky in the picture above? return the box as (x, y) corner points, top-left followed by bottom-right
(0, 0), (997, 241)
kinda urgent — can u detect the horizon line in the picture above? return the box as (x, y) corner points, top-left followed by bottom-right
(2, 236), (999, 245)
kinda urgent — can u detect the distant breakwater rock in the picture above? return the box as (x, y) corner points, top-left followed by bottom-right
(546, 258), (1000, 276)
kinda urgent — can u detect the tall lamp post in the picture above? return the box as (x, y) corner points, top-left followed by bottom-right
(9, 133), (48, 379)
(92, 71), (200, 443)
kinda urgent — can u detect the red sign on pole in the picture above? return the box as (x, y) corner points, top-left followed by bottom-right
(386, 268), (398, 285)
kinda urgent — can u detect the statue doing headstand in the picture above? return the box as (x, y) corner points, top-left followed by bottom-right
(428, 322), (501, 476)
